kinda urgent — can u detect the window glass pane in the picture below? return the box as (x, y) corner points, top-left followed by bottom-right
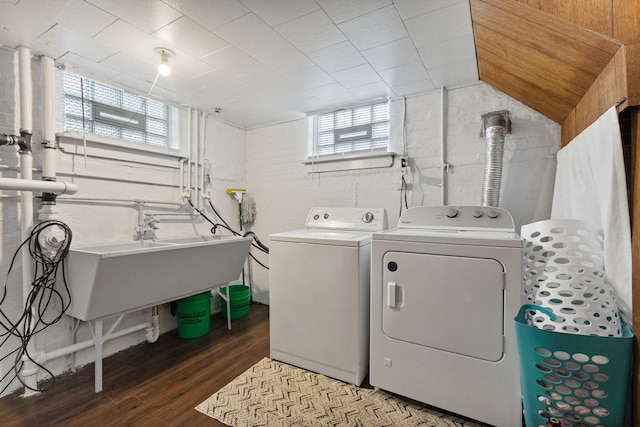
(334, 110), (352, 129)
(63, 71), (178, 150)
(309, 101), (389, 158)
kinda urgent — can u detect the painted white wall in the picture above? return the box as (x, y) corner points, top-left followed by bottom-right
(0, 48), (247, 396)
(246, 83), (561, 304)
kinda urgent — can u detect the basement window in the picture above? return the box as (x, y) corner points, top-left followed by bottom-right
(306, 100), (398, 172)
(62, 71), (179, 150)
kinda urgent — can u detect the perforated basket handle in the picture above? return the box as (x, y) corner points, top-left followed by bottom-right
(515, 304), (557, 323)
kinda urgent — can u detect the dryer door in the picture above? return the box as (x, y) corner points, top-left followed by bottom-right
(382, 251), (505, 361)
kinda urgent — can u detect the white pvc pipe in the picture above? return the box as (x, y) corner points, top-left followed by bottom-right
(194, 111), (200, 210)
(18, 45), (38, 397)
(440, 87), (448, 206)
(198, 111), (206, 210)
(186, 107), (192, 199)
(0, 178), (78, 194)
(18, 46), (32, 132)
(41, 56), (56, 180)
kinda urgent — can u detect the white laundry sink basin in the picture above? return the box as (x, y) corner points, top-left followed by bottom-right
(60, 235), (252, 321)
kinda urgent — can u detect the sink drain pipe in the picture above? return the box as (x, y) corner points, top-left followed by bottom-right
(480, 111), (511, 207)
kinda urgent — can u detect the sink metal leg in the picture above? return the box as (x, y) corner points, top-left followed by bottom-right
(94, 319), (103, 393)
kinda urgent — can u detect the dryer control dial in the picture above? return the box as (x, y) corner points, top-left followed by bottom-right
(362, 212), (374, 223)
(472, 209), (483, 218)
(444, 207), (459, 218)
(487, 209), (499, 219)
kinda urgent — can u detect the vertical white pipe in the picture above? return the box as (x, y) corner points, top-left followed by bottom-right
(198, 111), (206, 211)
(186, 108), (192, 200)
(18, 46), (32, 132)
(440, 87), (448, 206)
(18, 46), (38, 396)
(194, 111), (200, 210)
(41, 56), (56, 181)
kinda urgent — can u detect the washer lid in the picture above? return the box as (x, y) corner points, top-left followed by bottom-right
(270, 229), (372, 246)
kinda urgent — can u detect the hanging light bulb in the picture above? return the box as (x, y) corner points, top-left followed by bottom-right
(155, 48), (175, 77)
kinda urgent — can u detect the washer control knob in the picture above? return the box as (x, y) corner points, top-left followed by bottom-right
(323, 213), (329, 219)
(487, 209), (499, 219)
(362, 212), (374, 223)
(313, 214), (319, 220)
(472, 209), (483, 218)
(444, 207), (459, 218)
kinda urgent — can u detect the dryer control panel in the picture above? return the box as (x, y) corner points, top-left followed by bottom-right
(398, 205), (515, 231)
(306, 207), (387, 231)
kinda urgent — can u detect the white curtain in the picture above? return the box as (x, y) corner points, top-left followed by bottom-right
(551, 106), (632, 321)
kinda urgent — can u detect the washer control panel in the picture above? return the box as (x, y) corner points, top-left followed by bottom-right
(398, 206), (515, 231)
(306, 207), (387, 231)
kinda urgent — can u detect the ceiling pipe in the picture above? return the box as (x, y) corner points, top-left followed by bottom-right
(480, 110), (511, 207)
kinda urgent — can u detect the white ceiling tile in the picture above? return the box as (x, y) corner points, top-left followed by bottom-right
(213, 13), (289, 57)
(349, 81), (394, 101)
(239, 0), (319, 27)
(86, 0), (182, 33)
(201, 46), (264, 77)
(315, 0), (391, 24)
(0, 1), (58, 42)
(98, 51), (158, 84)
(390, 78), (435, 96)
(392, 0), (467, 20)
(338, 5), (407, 51)
(38, 24), (118, 63)
(0, 26), (67, 60)
(428, 59), (479, 88)
(275, 9), (346, 54)
(306, 41), (366, 74)
(378, 61), (430, 87)
(331, 63), (381, 89)
(283, 65), (335, 90)
(253, 43), (314, 74)
(361, 37), (420, 72)
(418, 35), (476, 69)
(23, 0), (117, 38)
(162, 52), (215, 80)
(404, 1), (472, 49)
(192, 70), (247, 98)
(58, 52), (122, 81)
(154, 16), (229, 59)
(94, 20), (167, 61)
(162, 0), (250, 30)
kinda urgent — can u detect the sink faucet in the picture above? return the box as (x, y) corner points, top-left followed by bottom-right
(136, 202), (159, 240)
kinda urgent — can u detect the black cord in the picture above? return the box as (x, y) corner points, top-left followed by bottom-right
(0, 220), (72, 394)
(187, 199), (269, 268)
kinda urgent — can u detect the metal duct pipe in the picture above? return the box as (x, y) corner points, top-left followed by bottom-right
(480, 111), (511, 207)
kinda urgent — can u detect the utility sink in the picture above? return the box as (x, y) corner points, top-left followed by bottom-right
(60, 235), (252, 321)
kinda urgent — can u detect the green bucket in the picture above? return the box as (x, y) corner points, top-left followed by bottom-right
(176, 292), (212, 338)
(220, 284), (250, 319)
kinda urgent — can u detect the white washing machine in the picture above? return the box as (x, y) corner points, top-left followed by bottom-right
(370, 206), (523, 427)
(270, 207), (387, 386)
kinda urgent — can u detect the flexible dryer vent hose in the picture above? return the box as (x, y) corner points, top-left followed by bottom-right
(481, 113), (507, 207)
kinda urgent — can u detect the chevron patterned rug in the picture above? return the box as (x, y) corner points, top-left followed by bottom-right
(195, 357), (484, 426)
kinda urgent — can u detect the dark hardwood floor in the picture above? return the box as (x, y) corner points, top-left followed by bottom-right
(0, 303), (270, 426)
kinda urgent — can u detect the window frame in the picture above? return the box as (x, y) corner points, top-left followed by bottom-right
(305, 100), (395, 172)
(62, 71), (180, 153)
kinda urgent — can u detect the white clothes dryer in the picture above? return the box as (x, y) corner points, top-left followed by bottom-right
(370, 206), (523, 427)
(270, 207), (386, 386)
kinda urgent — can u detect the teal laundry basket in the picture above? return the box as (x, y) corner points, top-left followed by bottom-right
(515, 305), (633, 427)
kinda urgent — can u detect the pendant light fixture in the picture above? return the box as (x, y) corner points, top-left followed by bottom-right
(154, 47), (175, 76)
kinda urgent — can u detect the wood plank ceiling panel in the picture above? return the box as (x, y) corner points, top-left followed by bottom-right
(470, 0), (622, 124)
(539, 0), (613, 37)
